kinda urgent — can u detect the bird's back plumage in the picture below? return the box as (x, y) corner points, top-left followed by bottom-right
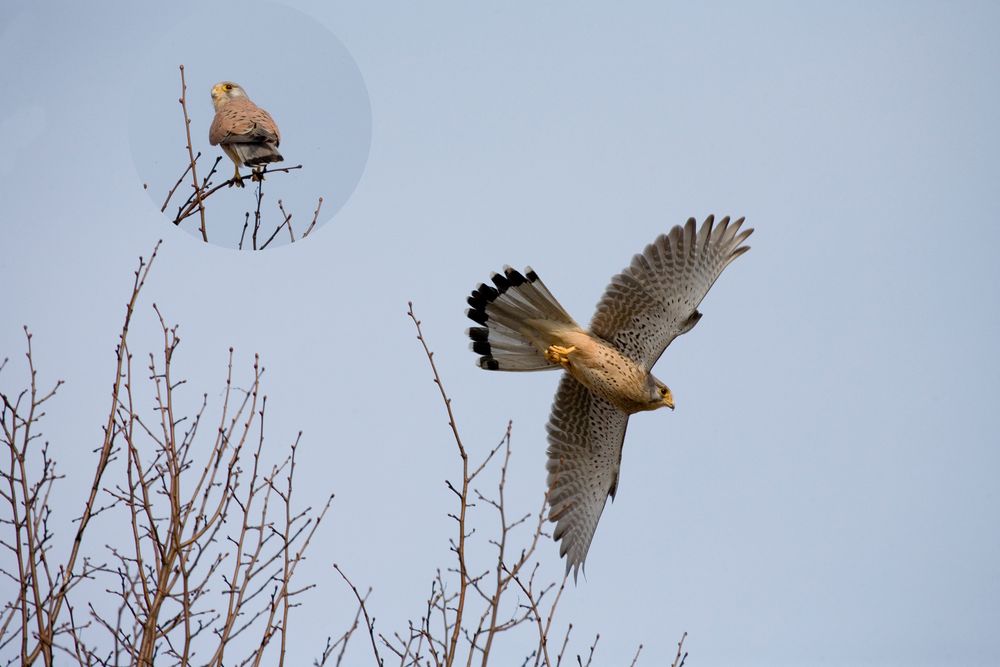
(209, 96), (283, 167)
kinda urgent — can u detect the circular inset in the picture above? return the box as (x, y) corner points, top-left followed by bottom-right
(130, 2), (371, 249)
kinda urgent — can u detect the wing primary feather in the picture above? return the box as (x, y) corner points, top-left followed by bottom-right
(589, 214), (754, 369)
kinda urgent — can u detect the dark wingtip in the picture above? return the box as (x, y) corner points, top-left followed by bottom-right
(504, 266), (527, 286)
(467, 326), (489, 342)
(490, 271), (510, 293)
(467, 279), (504, 325)
(478, 357), (500, 371)
(473, 283), (499, 302)
(466, 308), (488, 325)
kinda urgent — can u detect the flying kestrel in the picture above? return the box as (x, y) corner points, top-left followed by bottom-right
(209, 81), (283, 188)
(466, 215), (752, 576)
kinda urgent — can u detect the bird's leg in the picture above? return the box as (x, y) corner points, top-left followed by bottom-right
(544, 344), (577, 368)
(250, 167), (265, 183)
(231, 164), (245, 188)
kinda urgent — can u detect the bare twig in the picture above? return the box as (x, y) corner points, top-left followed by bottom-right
(161, 152), (197, 212)
(670, 632), (687, 667)
(239, 212), (250, 251)
(628, 643), (643, 667)
(406, 304), (470, 666)
(258, 199), (294, 250)
(333, 565), (382, 667)
(555, 624), (572, 667)
(576, 635), (598, 667)
(279, 200), (294, 243)
(177, 65), (208, 242)
(251, 176), (265, 250)
(301, 197), (324, 239)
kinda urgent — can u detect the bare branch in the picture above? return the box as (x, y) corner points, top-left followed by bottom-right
(177, 65), (208, 242)
(333, 565), (382, 667)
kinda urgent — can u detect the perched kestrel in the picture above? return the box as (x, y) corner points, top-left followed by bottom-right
(209, 81), (283, 188)
(466, 215), (752, 576)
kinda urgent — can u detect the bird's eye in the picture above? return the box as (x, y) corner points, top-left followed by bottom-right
(224, 84), (233, 91)
(659, 387), (668, 396)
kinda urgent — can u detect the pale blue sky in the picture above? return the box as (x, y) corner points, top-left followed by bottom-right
(1, 2), (998, 665)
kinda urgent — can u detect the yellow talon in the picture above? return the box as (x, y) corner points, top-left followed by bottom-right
(545, 344), (577, 367)
(231, 165), (245, 188)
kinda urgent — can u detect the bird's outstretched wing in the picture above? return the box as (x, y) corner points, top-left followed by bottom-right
(546, 372), (629, 578)
(589, 215), (752, 370)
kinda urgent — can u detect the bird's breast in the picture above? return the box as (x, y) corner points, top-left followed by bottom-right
(558, 333), (650, 414)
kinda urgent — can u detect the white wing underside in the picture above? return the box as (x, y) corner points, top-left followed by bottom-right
(546, 215), (752, 575)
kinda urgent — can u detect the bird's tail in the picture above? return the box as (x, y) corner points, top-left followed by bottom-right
(466, 266), (580, 371)
(233, 143), (284, 167)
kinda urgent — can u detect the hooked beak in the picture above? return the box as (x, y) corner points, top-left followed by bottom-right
(662, 389), (675, 411)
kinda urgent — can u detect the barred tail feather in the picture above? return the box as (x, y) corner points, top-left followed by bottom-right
(466, 266), (578, 371)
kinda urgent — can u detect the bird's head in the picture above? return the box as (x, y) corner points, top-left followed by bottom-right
(641, 376), (674, 412)
(210, 81), (247, 109)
